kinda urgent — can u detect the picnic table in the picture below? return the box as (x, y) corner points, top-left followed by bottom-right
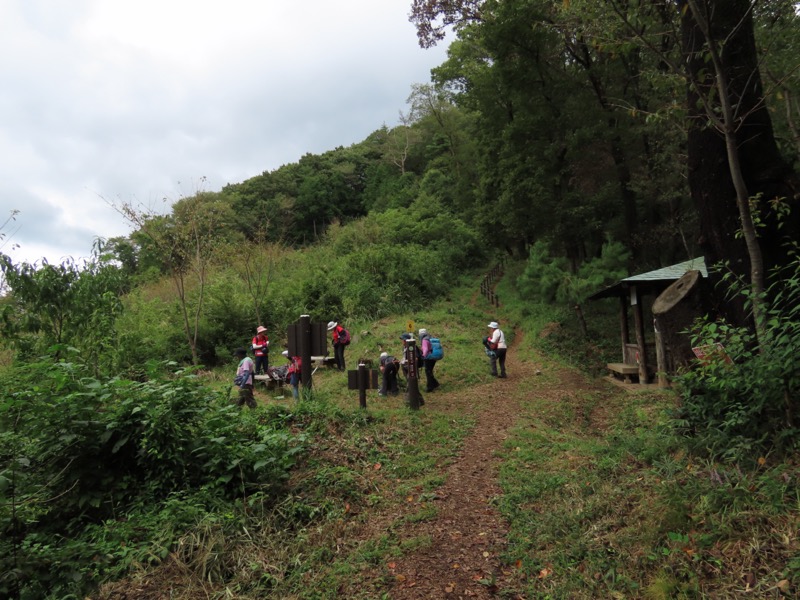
(254, 356), (337, 389)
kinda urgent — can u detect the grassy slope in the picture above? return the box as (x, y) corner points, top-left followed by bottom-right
(95, 268), (799, 600)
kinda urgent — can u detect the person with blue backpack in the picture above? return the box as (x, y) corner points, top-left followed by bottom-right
(232, 347), (257, 408)
(418, 328), (441, 392)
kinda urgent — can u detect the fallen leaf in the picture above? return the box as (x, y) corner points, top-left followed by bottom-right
(373, 463), (382, 470)
(395, 574), (406, 582)
(472, 574), (483, 581)
(539, 568), (552, 579)
(758, 456), (766, 466)
(515, 559), (523, 569)
(452, 563), (460, 569)
(387, 562), (396, 570)
(744, 572), (757, 588)
(777, 579), (790, 593)
(344, 503), (350, 513)
(483, 551), (490, 558)
(445, 583), (455, 593)
(406, 495), (414, 503)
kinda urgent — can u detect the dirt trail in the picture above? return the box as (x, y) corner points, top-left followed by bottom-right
(380, 329), (538, 599)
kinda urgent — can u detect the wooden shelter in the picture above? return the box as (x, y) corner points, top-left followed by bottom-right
(588, 258), (707, 385)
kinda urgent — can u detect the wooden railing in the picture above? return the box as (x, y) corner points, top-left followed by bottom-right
(480, 262), (504, 307)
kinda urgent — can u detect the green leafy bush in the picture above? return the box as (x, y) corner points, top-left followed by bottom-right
(676, 254), (800, 461)
(0, 360), (305, 598)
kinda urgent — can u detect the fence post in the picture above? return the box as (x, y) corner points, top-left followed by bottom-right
(358, 363), (368, 409)
(299, 314), (313, 390)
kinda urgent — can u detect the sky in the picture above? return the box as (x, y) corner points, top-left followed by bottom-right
(0, 0), (450, 266)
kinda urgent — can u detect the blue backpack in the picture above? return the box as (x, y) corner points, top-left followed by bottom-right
(427, 337), (444, 360)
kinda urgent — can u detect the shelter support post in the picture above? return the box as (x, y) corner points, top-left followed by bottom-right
(631, 287), (649, 384)
(654, 317), (669, 388)
(619, 295), (629, 363)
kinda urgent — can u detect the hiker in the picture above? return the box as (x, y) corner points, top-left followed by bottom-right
(282, 350), (302, 400)
(378, 351), (399, 397)
(487, 321), (508, 378)
(327, 320), (349, 371)
(418, 328), (440, 392)
(252, 325), (269, 375)
(233, 347), (256, 408)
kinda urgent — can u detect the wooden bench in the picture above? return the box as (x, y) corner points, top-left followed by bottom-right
(255, 372), (284, 390)
(607, 362), (640, 383)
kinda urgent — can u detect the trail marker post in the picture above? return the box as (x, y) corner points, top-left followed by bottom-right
(404, 338), (424, 411)
(287, 314), (327, 393)
(347, 363), (379, 409)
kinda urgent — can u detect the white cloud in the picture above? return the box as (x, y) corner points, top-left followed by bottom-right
(0, 0), (449, 265)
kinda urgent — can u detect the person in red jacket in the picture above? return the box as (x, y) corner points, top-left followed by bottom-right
(252, 325), (269, 375)
(282, 350), (302, 400)
(327, 320), (348, 371)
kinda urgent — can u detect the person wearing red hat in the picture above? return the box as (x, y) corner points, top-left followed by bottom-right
(252, 325), (270, 375)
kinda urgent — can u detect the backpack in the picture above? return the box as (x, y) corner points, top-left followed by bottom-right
(337, 327), (351, 346)
(427, 337), (444, 360)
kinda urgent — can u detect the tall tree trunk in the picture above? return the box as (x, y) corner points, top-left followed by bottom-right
(681, 0), (800, 330)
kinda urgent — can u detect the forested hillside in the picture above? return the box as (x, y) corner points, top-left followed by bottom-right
(1, 1), (800, 598)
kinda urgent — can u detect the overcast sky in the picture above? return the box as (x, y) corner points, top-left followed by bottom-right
(0, 0), (450, 266)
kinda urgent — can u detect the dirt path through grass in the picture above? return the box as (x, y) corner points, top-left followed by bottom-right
(378, 329), (537, 599)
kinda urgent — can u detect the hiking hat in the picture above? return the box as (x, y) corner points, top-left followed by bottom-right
(281, 350), (289, 357)
(327, 321), (337, 331)
(399, 333), (412, 341)
(380, 352), (388, 359)
(256, 325), (267, 333)
(234, 347), (247, 357)
(418, 328), (427, 336)
(488, 321), (499, 329)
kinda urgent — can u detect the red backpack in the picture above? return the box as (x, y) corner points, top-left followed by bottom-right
(337, 327), (351, 345)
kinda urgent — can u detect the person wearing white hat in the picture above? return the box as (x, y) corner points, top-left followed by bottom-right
(487, 321), (507, 378)
(327, 320), (349, 371)
(418, 328), (440, 392)
(378, 351), (399, 397)
(252, 325), (270, 375)
(232, 347), (256, 408)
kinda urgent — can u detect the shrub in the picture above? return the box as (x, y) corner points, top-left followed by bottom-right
(675, 253), (800, 462)
(0, 359), (305, 598)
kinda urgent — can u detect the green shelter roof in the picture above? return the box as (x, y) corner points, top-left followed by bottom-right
(588, 257), (707, 300)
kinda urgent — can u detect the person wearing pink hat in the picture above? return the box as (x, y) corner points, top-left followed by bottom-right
(252, 325), (270, 375)
(487, 321), (507, 378)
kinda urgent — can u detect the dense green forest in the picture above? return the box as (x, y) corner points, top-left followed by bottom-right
(1, 1), (799, 597)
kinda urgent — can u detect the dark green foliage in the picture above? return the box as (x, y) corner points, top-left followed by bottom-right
(361, 164), (419, 212)
(0, 360), (304, 598)
(0, 254), (127, 373)
(517, 239), (630, 305)
(676, 254), (800, 461)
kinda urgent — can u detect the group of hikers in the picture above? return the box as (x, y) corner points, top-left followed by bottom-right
(232, 320), (508, 408)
